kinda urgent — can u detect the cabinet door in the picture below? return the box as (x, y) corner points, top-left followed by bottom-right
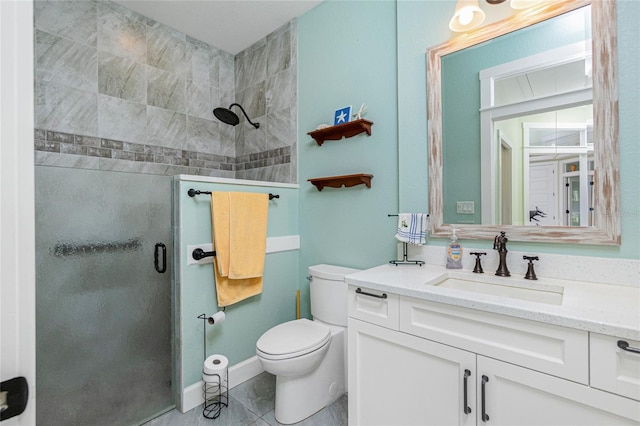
(348, 318), (476, 426)
(478, 356), (640, 425)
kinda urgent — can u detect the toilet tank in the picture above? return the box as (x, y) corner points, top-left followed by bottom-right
(309, 264), (361, 327)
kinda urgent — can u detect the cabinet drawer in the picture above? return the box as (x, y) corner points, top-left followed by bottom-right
(348, 285), (399, 330)
(590, 333), (640, 401)
(399, 296), (589, 383)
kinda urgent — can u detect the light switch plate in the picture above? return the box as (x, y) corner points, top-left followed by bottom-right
(456, 201), (475, 214)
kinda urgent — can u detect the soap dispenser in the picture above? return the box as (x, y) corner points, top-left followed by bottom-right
(446, 229), (463, 269)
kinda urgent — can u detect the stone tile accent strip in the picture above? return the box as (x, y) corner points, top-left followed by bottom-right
(35, 129), (290, 175)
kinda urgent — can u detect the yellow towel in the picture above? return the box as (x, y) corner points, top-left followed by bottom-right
(211, 191), (269, 307)
(212, 192), (231, 277)
(228, 192), (268, 279)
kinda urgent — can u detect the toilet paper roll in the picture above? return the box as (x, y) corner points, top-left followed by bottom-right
(207, 311), (225, 325)
(203, 354), (228, 375)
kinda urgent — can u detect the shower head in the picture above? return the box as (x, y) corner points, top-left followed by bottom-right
(213, 107), (239, 126)
(213, 103), (260, 129)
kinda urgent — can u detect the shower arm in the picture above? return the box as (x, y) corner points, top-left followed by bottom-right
(229, 103), (260, 129)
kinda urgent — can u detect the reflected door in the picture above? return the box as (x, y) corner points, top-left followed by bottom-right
(528, 163), (558, 226)
(562, 159), (594, 227)
(35, 167), (173, 426)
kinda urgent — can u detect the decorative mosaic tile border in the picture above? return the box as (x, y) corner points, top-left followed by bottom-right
(34, 128), (291, 173)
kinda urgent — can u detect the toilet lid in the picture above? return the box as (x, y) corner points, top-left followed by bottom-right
(257, 319), (330, 360)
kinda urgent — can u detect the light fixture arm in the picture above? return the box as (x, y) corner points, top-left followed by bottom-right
(229, 103), (260, 129)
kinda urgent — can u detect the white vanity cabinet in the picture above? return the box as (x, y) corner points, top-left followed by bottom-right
(347, 285), (640, 425)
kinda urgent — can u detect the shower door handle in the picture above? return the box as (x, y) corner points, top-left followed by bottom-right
(154, 243), (167, 273)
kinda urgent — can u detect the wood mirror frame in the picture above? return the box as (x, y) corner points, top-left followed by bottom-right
(427, 0), (620, 245)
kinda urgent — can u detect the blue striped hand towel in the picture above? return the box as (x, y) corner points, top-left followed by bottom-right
(395, 213), (429, 245)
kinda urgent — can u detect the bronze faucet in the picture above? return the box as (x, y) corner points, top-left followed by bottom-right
(493, 231), (510, 277)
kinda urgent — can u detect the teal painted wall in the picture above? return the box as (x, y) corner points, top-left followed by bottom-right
(297, 0), (399, 318)
(175, 178), (299, 388)
(297, 0), (638, 291)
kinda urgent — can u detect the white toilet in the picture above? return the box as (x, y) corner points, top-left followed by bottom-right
(256, 264), (360, 424)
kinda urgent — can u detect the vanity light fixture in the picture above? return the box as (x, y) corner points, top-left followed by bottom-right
(449, 0), (486, 32)
(450, 0), (544, 33)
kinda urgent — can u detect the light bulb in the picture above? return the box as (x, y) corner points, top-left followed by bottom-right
(449, 0), (485, 32)
(458, 8), (474, 26)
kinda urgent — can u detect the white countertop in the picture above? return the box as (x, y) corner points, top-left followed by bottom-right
(345, 263), (640, 340)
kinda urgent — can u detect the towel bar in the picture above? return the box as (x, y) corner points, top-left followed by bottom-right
(188, 188), (279, 200)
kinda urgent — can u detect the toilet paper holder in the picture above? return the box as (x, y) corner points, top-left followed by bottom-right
(197, 313), (229, 419)
(197, 311), (225, 359)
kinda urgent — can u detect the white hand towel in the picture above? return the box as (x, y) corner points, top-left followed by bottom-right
(395, 213), (429, 246)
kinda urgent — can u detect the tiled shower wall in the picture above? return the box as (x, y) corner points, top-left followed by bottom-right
(234, 24), (297, 183)
(34, 0), (297, 183)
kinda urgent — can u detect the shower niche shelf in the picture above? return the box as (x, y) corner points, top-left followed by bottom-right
(307, 119), (374, 146)
(308, 173), (373, 191)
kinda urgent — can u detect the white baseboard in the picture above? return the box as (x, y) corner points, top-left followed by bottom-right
(229, 355), (265, 388)
(180, 356), (265, 413)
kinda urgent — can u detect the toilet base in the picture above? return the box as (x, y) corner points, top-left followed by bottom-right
(274, 327), (346, 424)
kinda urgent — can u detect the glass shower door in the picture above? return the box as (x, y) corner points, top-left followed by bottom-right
(35, 167), (174, 426)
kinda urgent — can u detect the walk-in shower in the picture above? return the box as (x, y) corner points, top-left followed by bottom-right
(35, 167), (174, 425)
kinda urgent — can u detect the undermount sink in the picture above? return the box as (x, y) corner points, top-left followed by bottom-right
(428, 273), (564, 305)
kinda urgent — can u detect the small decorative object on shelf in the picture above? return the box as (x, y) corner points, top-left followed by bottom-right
(307, 119), (374, 146)
(308, 173), (373, 191)
(334, 105), (352, 125)
(352, 103), (368, 120)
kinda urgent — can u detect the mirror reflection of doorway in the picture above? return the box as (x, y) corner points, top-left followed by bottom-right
(529, 162), (559, 226)
(477, 34), (593, 227)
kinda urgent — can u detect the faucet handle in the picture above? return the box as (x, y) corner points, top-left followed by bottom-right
(470, 252), (486, 274)
(523, 255), (539, 280)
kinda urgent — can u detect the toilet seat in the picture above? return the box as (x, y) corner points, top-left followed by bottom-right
(257, 319), (330, 361)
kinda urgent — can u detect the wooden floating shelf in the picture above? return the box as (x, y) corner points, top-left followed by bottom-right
(308, 173), (373, 191)
(307, 119), (374, 146)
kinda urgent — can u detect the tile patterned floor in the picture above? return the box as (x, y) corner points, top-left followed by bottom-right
(145, 372), (348, 426)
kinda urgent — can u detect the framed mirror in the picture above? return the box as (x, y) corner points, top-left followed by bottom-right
(427, 0), (620, 244)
